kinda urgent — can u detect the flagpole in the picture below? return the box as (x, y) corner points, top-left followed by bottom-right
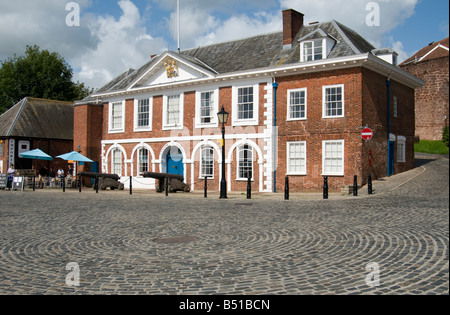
(177, 0), (180, 53)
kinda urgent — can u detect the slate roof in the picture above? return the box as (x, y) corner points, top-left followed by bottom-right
(0, 97), (74, 140)
(81, 19), (377, 100)
(401, 37), (449, 65)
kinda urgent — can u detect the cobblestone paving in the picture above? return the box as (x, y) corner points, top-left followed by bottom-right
(0, 157), (448, 295)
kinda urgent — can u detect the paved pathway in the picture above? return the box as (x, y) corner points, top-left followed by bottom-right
(0, 156), (448, 295)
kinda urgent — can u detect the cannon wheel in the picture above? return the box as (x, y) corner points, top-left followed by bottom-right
(184, 186), (191, 193)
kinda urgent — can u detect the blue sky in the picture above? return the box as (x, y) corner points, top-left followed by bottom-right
(387, 0), (449, 49)
(0, 0), (448, 89)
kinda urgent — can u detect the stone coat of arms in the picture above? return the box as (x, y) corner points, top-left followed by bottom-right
(164, 59), (179, 78)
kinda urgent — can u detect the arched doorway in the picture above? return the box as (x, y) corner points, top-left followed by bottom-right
(163, 146), (184, 177)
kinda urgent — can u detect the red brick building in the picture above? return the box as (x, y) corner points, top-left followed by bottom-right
(400, 37), (449, 141)
(74, 9), (424, 192)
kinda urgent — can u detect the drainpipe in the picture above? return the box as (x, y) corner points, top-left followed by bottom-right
(272, 81), (279, 193)
(386, 76), (392, 177)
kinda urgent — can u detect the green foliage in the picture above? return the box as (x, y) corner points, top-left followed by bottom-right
(443, 126), (449, 148)
(0, 45), (92, 114)
(415, 140), (449, 155)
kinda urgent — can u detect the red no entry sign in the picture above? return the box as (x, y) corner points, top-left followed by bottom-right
(362, 128), (374, 141)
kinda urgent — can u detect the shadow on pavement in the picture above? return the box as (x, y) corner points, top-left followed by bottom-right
(415, 158), (437, 167)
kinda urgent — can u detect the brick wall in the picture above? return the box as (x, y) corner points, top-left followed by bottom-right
(32, 139), (74, 173)
(100, 83), (268, 192)
(0, 137), (73, 174)
(74, 104), (104, 166)
(400, 57), (449, 140)
(76, 67), (417, 192)
(361, 68), (416, 181)
(275, 67), (364, 191)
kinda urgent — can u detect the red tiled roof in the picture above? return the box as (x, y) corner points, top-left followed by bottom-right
(401, 37), (449, 65)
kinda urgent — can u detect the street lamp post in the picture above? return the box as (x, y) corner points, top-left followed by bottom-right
(217, 106), (229, 199)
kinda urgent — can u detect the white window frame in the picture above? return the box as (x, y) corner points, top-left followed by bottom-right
(109, 101), (125, 133)
(200, 146), (215, 179)
(134, 98), (153, 132)
(287, 88), (307, 121)
(237, 145), (254, 180)
(323, 84), (345, 118)
(286, 141), (307, 175)
(232, 84), (259, 126)
(322, 140), (345, 176)
(195, 89), (219, 129)
(18, 140), (31, 156)
(397, 136), (406, 163)
(112, 149), (123, 176)
(301, 39), (324, 62)
(163, 94), (184, 130)
(393, 96), (398, 118)
(137, 148), (149, 175)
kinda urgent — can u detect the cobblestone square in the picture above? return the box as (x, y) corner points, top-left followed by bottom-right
(0, 156), (448, 295)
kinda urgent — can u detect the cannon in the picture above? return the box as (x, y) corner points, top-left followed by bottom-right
(143, 172), (190, 193)
(78, 172), (124, 191)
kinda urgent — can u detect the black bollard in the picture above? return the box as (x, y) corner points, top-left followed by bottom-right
(204, 176), (208, 199)
(63, 175), (66, 193)
(33, 175), (36, 192)
(368, 174), (373, 195)
(130, 176), (133, 195)
(79, 177), (82, 193)
(323, 176), (329, 200)
(247, 175), (251, 200)
(284, 176), (289, 200)
(165, 177), (169, 197)
(95, 175), (99, 194)
(353, 175), (358, 197)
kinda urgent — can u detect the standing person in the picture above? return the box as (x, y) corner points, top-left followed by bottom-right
(57, 167), (64, 187)
(67, 164), (74, 187)
(7, 164), (15, 190)
(39, 166), (48, 188)
(49, 168), (56, 187)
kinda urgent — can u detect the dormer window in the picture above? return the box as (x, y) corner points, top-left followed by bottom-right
(299, 33), (336, 63)
(301, 39), (324, 62)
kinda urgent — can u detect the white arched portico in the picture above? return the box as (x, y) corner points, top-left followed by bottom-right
(190, 140), (222, 191)
(104, 144), (128, 176)
(158, 141), (188, 182)
(227, 139), (264, 192)
(130, 143), (156, 176)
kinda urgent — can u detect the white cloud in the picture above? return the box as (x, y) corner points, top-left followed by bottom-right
(193, 12), (282, 47)
(0, 0), (423, 90)
(279, 0), (418, 49)
(0, 0), (94, 62)
(389, 39), (409, 63)
(162, 1), (282, 49)
(0, 0), (167, 90)
(155, 0), (276, 14)
(72, 0), (167, 89)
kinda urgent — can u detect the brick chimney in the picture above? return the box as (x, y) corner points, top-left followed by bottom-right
(283, 9), (304, 48)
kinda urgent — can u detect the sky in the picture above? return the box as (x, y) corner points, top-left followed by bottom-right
(0, 0), (448, 90)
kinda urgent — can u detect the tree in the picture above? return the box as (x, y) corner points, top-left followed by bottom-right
(0, 45), (92, 114)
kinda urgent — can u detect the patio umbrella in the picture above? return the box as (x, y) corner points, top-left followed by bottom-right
(20, 149), (53, 161)
(57, 151), (93, 188)
(56, 151), (93, 163)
